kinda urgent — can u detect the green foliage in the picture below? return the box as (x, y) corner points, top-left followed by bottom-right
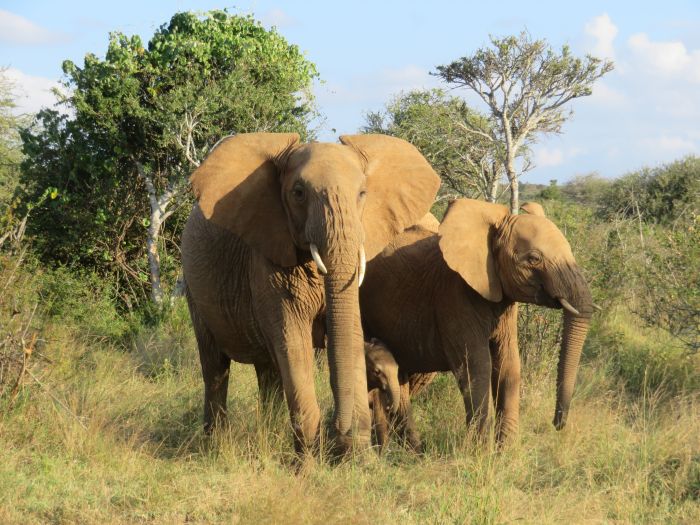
(588, 310), (700, 397)
(560, 172), (610, 206)
(364, 89), (503, 200)
(435, 32), (614, 138)
(435, 31), (613, 211)
(597, 156), (700, 225)
(538, 179), (562, 201)
(18, 10), (319, 308)
(0, 68), (29, 235)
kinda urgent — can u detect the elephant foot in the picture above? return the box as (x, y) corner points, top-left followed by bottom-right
(203, 411), (229, 436)
(292, 451), (319, 477)
(404, 432), (424, 454)
(328, 431), (372, 463)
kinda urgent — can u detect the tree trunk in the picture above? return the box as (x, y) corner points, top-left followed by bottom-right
(509, 175), (519, 214)
(502, 115), (519, 214)
(506, 154), (519, 213)
(146, 212), (164, 304)
(487, 175), (499, 203)
(134, 161), (183, 305)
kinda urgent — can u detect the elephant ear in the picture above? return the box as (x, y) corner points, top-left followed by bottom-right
(190, 132), (301, 267)
(415, 212), (440, 233)
(438, 198), (509, 302)
(520, 201), (546, 216)
(339, 134), (440, 260)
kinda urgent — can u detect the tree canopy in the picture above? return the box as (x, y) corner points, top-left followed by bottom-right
(19, 10), (319, 306)
(435, 32), (613, 212)
(364, 89), (504, 203)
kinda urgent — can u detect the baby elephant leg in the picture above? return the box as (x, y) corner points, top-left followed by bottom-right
(369, 389), (390, 452)
(392, 379), (423, 453)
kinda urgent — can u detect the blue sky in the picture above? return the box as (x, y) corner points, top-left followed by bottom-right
(2, 1), (700, 183)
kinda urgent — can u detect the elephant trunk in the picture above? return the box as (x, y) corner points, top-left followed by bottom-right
(551, 266), (592, 430)
(386, 373), (401, 415)
(316, 192), (366, 449)
(325, 267), (361, 440)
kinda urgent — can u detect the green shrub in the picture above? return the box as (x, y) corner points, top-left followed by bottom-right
(587, 309), (700, 397)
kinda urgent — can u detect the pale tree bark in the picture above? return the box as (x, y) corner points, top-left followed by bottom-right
(133, 110), (205, 304)
(134, 161), (186, 304)
(487, 169), (500, 203)
(435, 33), (614, 213)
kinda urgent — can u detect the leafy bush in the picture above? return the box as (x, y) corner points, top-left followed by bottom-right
(597, 156), (700, 224)
(19, 10), (319, 309)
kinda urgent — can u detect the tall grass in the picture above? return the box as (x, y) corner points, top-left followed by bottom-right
(1, 198), (699, 524)
(1, 283), (698, 523)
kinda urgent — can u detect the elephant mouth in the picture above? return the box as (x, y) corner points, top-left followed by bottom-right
(535, 286), (561, 309)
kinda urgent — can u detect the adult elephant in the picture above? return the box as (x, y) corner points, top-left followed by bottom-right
(360, 199), (593, 444)
(182, 132), (439, 455)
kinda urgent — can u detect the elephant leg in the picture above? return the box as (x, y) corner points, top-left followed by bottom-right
(271, 326), (321, 456)
(490, 304), (520, 443)
(450, 343), (493, 440)
(393, 380), (423, 453)
(255, 360), (284, 413)
(490, 342), (521, 443)
(195, 334), (231, 433)
(369, 389), (390, 452)
(187, 293), (231, 433)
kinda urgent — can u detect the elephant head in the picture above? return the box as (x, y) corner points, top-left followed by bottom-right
(364, 338), (402, 414)
(438, 198), (593, 431)
(190, 133), (439, 442)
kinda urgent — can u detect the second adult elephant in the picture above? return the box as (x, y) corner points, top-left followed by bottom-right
(360, 199), (593, 443)
(182, 133), (439, 455)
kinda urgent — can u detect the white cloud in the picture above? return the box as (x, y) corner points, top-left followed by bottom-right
(260, 8), (297, 29)
(589, 81), (627, 106)
(648, 135), (696, 152)
(0, 9), (70, 45)
(534, 146), (584, 169)
(584, 13), (618, 59)
(627, 33), (700, 82)
(318, 65), (435, 105)
(4, 68), (60, 115)
(535, 147), (564, 167)
(378, 65), (430, 86)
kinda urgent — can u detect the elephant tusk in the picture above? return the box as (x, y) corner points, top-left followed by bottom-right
(558, 297), (580, 316)
(310, 243), (327, 275)
(592, 303), (603, 312)
(358, 245), (366, 286)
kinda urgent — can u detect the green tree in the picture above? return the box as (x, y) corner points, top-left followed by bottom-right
(364, 89), (504, 202)
(561, 172), (610, 206)
(0, 68), (30, 246)
(435, 32), (613, 213)
(539, 179), (561, 201)
(597, 156), (700, 225)
(20, 10), (319, 305)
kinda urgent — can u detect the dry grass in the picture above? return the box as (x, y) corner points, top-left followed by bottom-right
(1, 254), (698, 523)
(1, 303), (698, 524)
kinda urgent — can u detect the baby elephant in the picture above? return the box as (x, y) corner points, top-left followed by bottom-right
(364, 338), (434, 452)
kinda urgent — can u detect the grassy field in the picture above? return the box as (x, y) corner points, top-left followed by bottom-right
(1, 251), (699, 524)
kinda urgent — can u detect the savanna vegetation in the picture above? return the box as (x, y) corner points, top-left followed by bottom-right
(1, 10), (698, 524)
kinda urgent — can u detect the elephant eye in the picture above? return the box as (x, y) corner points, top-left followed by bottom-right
(526, 250), (543, 265)
(374, 367), (381, 376)
(291, 183), (306, 203)
(358, 189), (367, 201)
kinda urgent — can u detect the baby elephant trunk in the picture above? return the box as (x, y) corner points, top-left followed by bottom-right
(386, 372), (402, 415)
